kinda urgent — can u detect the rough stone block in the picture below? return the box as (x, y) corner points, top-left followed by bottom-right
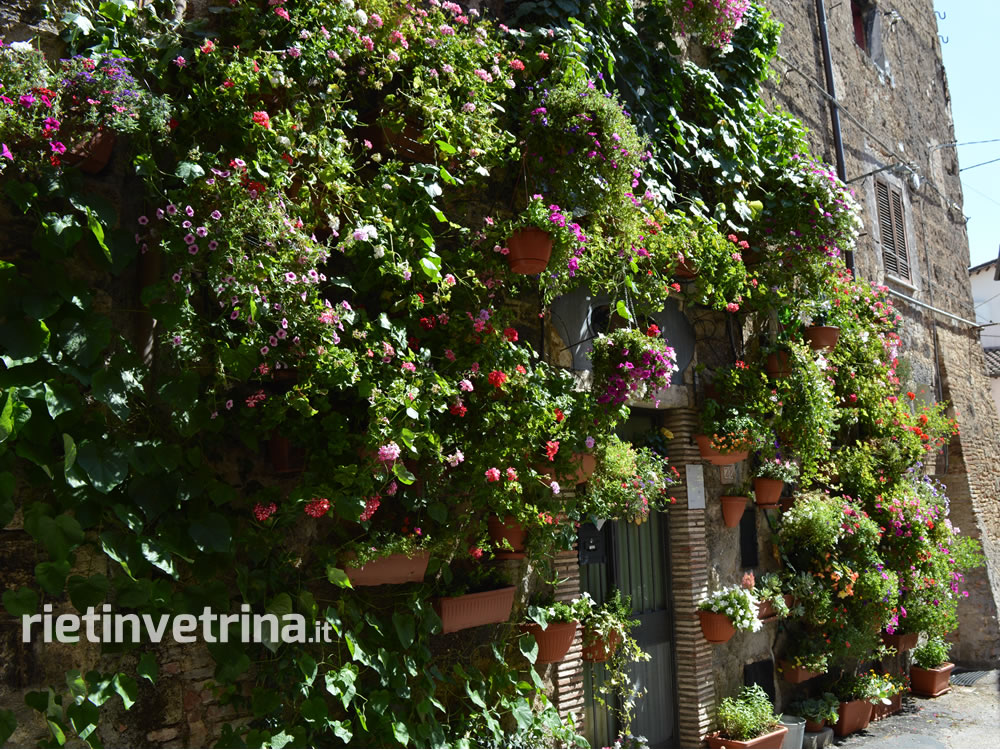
(802, 727), (834, 749)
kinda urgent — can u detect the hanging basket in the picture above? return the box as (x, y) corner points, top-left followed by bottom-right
(804, 325), (840, 351)
(433, 586), (517, 634)
(506, 228), (553, 274)
(698, 610), (736, 644)
(521, 620), (578, 664)
(64, 128), (117, 174)
(694, 434), (749, 466)
(720, 496), (748, 527)
(343, 550), (430, 586)
(487, 516), (527, 560)
(753, 478), (783, 507)
(581, 628), (621, 663)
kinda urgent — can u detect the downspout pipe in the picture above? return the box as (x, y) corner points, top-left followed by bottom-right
(815, 0), (856, 274)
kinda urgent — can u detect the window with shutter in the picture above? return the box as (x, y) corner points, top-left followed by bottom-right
(875, 178), (911, 281)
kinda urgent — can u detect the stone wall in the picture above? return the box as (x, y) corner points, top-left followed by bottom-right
(763, 0), (1000, 666)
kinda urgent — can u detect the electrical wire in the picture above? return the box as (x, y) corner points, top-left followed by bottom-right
(960, 156), (1000, 172)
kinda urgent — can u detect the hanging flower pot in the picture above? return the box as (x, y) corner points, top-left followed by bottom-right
(487, 516), (527, 560)
(910, 662), (954, 697)
(581, 628), (621, 663)
(694, 434), (749, 466)
(521, 620), (578, 664)
(65, 128), (117, 174)
(833, 699), (873, 736)
(383, 120), (435, 162)
(706, 725), (788, 749)
(674, 257), (697, 279)
(720, 495), (748, 527)
(698, 610), (736, 644)
(433, 586), (517, 634)
(506, 228), (553, 274)
(882, 631), (919, 651)
(765, 351), (791, 379)
(573, 452), (597, 483)
(753, 478), (783, 507)
(268, 432), (305, 474)
(343, 550), (430, 586)
(804, 325), (840, 351)
(779, 660), (822, 684)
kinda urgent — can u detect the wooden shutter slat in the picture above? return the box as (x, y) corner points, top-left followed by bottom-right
(890, 187), (910, 280)
(876, 180), (898, 276)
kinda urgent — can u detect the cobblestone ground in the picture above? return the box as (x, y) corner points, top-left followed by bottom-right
(833, 670), (1000, 749)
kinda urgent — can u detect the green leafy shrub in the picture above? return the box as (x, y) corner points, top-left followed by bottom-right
(716, 684), (781, 741)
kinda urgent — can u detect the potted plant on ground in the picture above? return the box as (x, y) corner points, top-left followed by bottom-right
(830, 673), (878, 736)
(698, 585), (761, 644)
(910, 637), (955, 698)
(581, 435), (679, 524)
(707, 684), (788, 748)
(576, 590), (639, 663)
(870, 672), (906, 720)
(791, 693), (839, 733)
(521, 599), (579, 664)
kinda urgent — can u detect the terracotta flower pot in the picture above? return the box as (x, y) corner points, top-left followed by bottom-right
(757, 599), (776, 620)
(383, 120), (435, 162)
(487, 516), (527, 560)
(833, 699), (873, 736)
(65, 128), (116, 174)
(706, 725), (788, 749)
(753, 478), (783, 507)
(573, 452), (597, 483)
(674, 258), (697, 279)
(694, 434), (749, 466)
(765, 351), (791, 379)
(803, 719), (825, 733)
(720, 495), (748, 527)
(779, 660), (822, 684)
(343, 550), (430, 586)
(521, 620), (578, 664)
(698, 610), (736, 644)
(581, 628), (621, 663)
(506, 228), (553, 274)
(910, 662), (954, 697)
(268, 432), (306, 474)
(804, 325), (840, 351)
(882, 631), (919, 651)
(870, 693), (902, 721)
(779, 496), (795, 512)
(433, 586), (517, 634)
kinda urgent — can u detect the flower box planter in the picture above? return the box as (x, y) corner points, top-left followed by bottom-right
(804, 325), (840, 351)
(720, 495), (748, 528)
(65, 128), (116, 174)
(506, 228), (553, 274)
(882, 631), (919, 651)
(706, 725), (788, 749)
(779, 660), (821, 684)
(870, 693), (902, 721)
(699, 610), (736, 644)
(433, 586), (516, 634)
(765, 351), (791, 379)
(343, 550), (430, 586)
(910, 662), (954, 697)
(582, 628), (620, 663)
(753, 478), (783, 507)
(521, 620), (578, 664)
(694, 434), (749, 466)
(487, 516), (527, 560)
(833, 699), (873, 736)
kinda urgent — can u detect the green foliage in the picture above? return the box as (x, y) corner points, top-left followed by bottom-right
(582, 435), (678, 523)
(790, 693), (839, 725)
(912, 637), (951, 670)
(716, 684), (781, 742)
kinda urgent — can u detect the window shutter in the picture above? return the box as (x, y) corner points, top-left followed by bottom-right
(890, 188), (910, 280)
(875, 180), (898, 276)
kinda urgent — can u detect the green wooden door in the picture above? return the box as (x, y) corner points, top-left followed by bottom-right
(581, 511), (678, 747)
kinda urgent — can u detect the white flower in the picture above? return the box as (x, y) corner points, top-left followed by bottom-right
(355, 9), (368, 25)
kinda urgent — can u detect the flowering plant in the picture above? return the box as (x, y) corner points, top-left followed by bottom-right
(698, 585), (761, 633)
(56, 55), (170, 135)
(667, 0), (752, 49)
(755, 456), (799, 483)
(583, 436), (678, 523)
(589, 327), (678, 407)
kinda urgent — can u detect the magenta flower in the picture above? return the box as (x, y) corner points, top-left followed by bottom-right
(485, 467), (501, 482)
(378, 442), (401, 462)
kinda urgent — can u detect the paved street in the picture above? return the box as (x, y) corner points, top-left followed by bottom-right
(833, 671), (1000, 748)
